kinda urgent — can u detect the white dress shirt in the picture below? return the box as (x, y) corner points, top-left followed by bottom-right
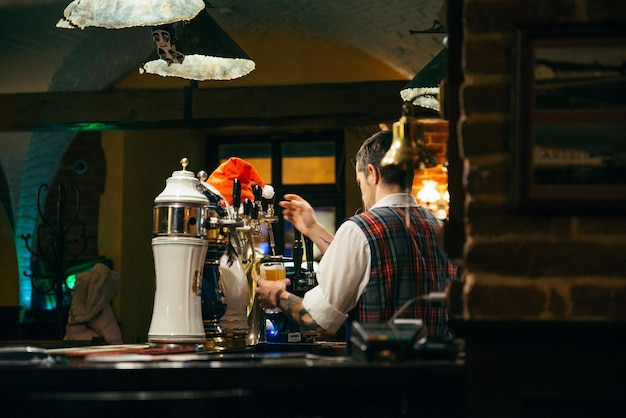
(302, 193), (419, 333)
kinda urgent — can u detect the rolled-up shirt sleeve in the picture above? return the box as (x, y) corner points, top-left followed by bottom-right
(302, 220), (370, 333)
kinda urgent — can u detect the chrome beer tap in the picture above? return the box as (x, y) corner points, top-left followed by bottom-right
(195, 172), (256, 352)
(238, 198), (255, 264)
(230, 178), (246, 259)
(304, 235), (318, 288)
(242, 194), (263, 260)
(249, 190), (262, 235)
(247, 189), (267, 259)
(243, 198), (252, 223)
(292, 228), (308, 294)
(148, 158), (209, 349)
(244, 192), (266, 346)
(256, 184), (279, 257)
(252, 184), (263, 215)
(232, 178), (241, 222)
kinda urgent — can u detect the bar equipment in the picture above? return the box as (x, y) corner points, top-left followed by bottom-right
(243, 199), (271, 346)
(251, 228), (318, 344)
(196, 171), (242, 351)
(243, 185), (298, 346)
(303, 236), (318, 290)
(213, 179), (249, 350)
(259, 184), (278, 256)
(264, 235), (318, 344)
(217, 246), (249, 350)
(148, 156), (287, 350)
(291, 229), (305, 292)
(148, 158), (208, 348)
(237, 198), (257, 312)
(197, 163), (279, 351)
(198, 221), (228, 351)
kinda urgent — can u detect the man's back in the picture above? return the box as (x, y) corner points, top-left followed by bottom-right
(350, 204), (457, 336)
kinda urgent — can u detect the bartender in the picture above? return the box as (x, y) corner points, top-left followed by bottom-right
(256, 130), (458, 338)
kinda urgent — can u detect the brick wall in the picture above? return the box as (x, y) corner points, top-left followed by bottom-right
(458, 0), (626, 321)
(413, 119), (450, 217)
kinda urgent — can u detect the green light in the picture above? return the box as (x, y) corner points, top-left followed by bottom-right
(66, 274), (77, 290)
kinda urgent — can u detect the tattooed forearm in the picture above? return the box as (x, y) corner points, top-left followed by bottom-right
(297, 307), (321, 332)
(276, 292), (324, 334)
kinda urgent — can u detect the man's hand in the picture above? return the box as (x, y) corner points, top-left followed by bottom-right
(278, 194), (318, 236)
(256, 278), (290, 308)
(279, 193), (335, 253)
(256, 277), (326, 335)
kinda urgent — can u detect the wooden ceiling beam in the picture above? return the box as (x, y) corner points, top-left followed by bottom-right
(0, 81), (409, 132)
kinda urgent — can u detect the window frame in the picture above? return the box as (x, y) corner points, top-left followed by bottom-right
(206, 131), (346, 256)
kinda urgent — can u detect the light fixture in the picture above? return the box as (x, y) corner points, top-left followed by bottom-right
(400, 48), (447, 113)
(417, 180), (441, 208)
(57, 0), (206, 29)
(415, 178), (450, 221)
(139, 8), (255, 81)
(381, 103), (438, 226)
(381, 103), (438, 172)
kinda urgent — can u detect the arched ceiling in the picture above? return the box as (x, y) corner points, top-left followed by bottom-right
(0, 0), (447, 94)
(0, 1), (449, 310)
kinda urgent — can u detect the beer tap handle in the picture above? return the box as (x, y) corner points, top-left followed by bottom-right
(251, 184), (263, 218)
(304, 236), (314, 271)
(261, 185), (276, 218)
(232, 178), (241, 218)
(243, 198), (252, 227)
(243, 198), (252, 217)
(292, 229), (304, 282)
(236, 196), (254, 263)
(251, 202), (259, 220)
(304, 236), (317, 286)
(253, 184), (263, 203)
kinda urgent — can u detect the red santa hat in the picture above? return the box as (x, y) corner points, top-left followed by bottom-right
(207, 157), (265, 205)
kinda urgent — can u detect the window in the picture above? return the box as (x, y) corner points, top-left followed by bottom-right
(207, 131), (345, 259)
(281, 141), (336, 185)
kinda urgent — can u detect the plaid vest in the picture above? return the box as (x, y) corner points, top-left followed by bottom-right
(349, 206), (457, 336)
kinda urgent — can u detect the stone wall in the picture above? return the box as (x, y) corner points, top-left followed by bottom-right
(458, 0), (626, 321)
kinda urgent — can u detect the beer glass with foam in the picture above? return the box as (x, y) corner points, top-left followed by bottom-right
(260, 261), (286, 314)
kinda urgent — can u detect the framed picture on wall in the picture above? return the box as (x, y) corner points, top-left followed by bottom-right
(511, 23), (626, 215)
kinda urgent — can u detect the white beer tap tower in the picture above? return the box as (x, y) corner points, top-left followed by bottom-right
(148, 158), (208, 347)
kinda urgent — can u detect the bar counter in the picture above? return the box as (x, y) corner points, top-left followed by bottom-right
(0, 341), (464, 418)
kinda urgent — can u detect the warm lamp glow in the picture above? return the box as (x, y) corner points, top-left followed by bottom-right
(381, 104), (438, 227)
(417, 180), (440, 204)
(416, 178), (449, 221)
